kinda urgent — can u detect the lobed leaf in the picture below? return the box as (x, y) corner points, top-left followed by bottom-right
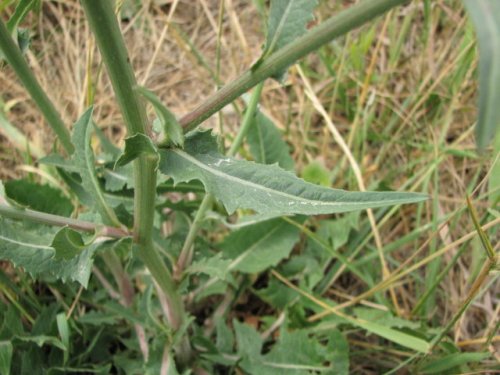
(234, 320), (348, 375)
(261, 329), (333, 374)
(114, 133), (159, 169)
(159, 131), (428, 216)
(186, 253), (233, 281)
(51, 227), (86, 260)
(463, 0), (500, 149)
(0, 219), (97, 287)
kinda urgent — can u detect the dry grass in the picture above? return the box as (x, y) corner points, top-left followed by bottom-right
(0, 0), (498, 372)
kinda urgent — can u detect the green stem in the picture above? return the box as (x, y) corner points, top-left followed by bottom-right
(227, 82), (264, 157)
(137, 241), (183, 329)
(0, 203), (128, 238)
(81, 0), (183, 329)
(101, 251), (137, 312)
(179, 0), (408, 131)
(176, 83), (264, 278)
(0, 19), (73, 154)
(174, 194), (213, 279)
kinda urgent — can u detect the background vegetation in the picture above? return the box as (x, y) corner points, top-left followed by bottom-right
(0, 0), (498, 373)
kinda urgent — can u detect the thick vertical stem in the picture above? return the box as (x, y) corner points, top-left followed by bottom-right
(80, 0), (183, 329)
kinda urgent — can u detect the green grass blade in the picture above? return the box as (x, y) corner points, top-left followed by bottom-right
(0, 19), (73, 154)
(463, 0), (500, 149)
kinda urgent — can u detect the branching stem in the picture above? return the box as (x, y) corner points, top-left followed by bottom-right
(179, 0), (408, 130)
(81, 0), (183, 330)
(0, 203), (128, 238)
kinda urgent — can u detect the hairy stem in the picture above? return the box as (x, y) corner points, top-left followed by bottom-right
(0, 19), (73, 154)
(81, 0), (183, 329)
(179, 0), (408, 130)
(0, 203), (128, 238)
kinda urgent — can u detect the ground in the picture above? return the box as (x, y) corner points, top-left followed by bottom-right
(0, 0), (498, 373)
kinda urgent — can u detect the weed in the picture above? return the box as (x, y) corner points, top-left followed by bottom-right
(0, 0), (498, 373)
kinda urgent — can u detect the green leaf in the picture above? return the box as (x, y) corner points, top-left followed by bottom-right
(348, 316), (430, 353)
(354, 307), (421, 330)
(221, 218), (300, 274)
(215, 317), (234, 354)
(0, 305), (24, 339)
(262, 329), (331, 374)
(103, 164), (134, 192)
(14, 335), (66, 351)
(247, 110), (294, 170)
(136, 86), (184, 147)
(301, 160), (331, 187)
(186, 253), (232, 281)
(234, 320), (264, 372)
(38, 153), (79, 172)
(159, 131), (428, 216)
(266, 0), (317, 54)
(419, 352), (491, 374)
(0, 219), (97, 287)
(326, 330), (349, 375)
(57, 168), (94, 207)
(223, 212), (293, 229)
(56, 313), (70, 364)
(114, 133), (159, 169)
(463, 0), (500, 149)
(314, 212), (360, 252)
(71, 107), (120, 226)
(93, 121), (121, 158)
(233, 321), (345, 375)
(0, 341), (12, 375)
(255, 278), (299, 309)
(50, 227), (86, 260)
(264, 0), (318, 79)
(4, 179), (73, 217)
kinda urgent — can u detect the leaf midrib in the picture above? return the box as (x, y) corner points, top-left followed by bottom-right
(0, 234), (52, 250)
(266, 0), (296, 54)
(171, 149), (411, 209)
